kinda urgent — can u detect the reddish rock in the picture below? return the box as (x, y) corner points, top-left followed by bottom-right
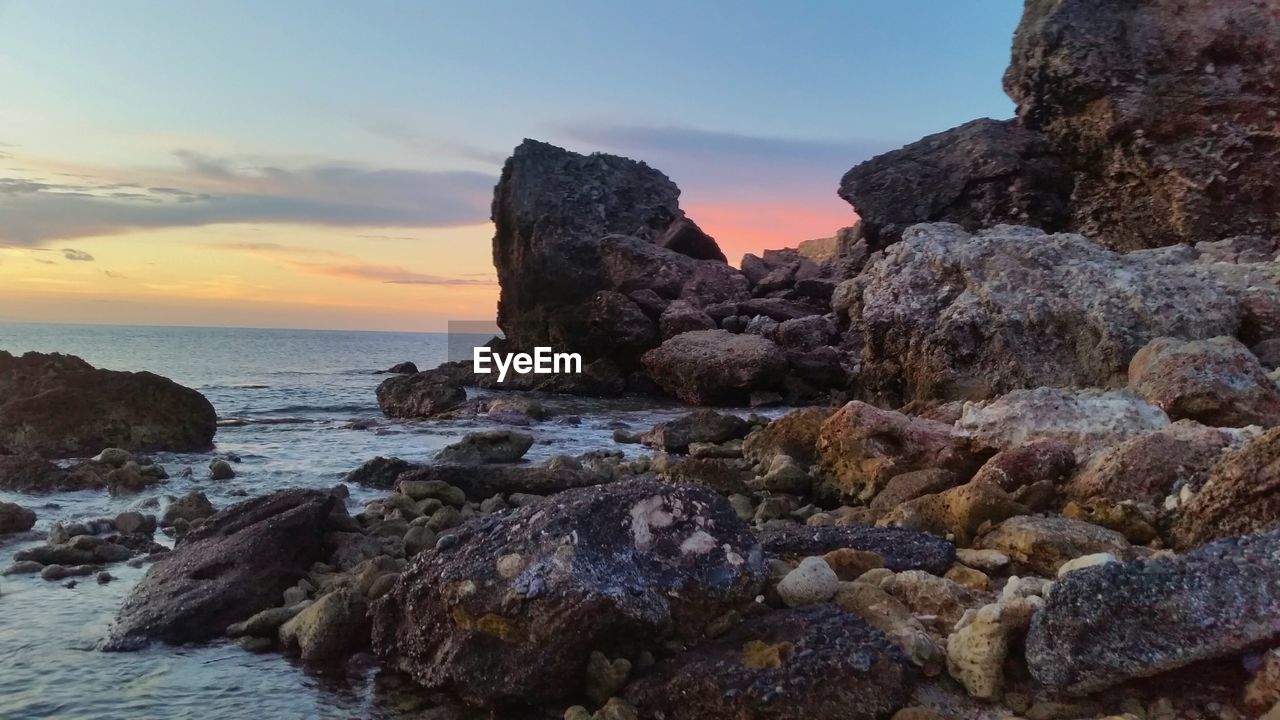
(970, 439), (1075, 493)
(1065, 422), (1235, 505)
(1174, 427), (1280, 549)
(1128, 336), (1280, 427)
(741, 406), (838, 466)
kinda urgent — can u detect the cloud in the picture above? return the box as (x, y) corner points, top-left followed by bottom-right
(211, 241), (495, 286)
(61, 248), (94, 261)
(0, 150), (497, 245)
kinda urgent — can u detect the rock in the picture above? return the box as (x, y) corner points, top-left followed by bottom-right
(658, 301), (717, 339)
(641, 330), (787, 405)
(758, 525), (955, 576)
(1129, 336), (1280, 427)
(641, 410), (750, 453)
(868, 470), (961, 519)
(208, 458), (235, 481)
(956, 387), (1169, 462)
(741, 406), (837, 466)
(626, 605), (912, 720)
(0, 453), (91, 492)
(834, 581), (944, 673)
(226, 603), (309, 638)
(106, 488), (345, 649)
(846, 224), (1278, 404)
(947, 596), (1042, 699)
(775, 315), (836, 352)
(160, 490), (216, 527)
(969, 440), (1075, 493)
(822, 548), (883, 581)
(483, 395), (548, 424)
(376, 370), (467, 419)
(839, 118), (1071, 249)
(977, 515), (1132, 576)
(1055, 552), (1116, 578)
(343, 456), (416, 489)
(278, 587), (368, 662)
(879, 570), (992, 629)
(751, 454), (812, 494)
(394, 463), (603, 501)
(0, 502), (36, 534)
(814, 401), (989, 504)
(954, 549), (1009, 574)
(653, 455), (753, 496)
(656, 216), (726, 262)
(386, 361), (418, 374)
(1004, 0), (1280, 250)
(434, 430), (534, 464)
(878, 482), (1028, 547)
(0, 351), (216, 457)
(776, 556), (840, 607)
(112, 511), (152, 535)
(3, 560), (43, 575)
(94, 448), (132, 467)
(1174, 427), (1280, 549)
(585, 651), (633, 707)
(1065, 421), (1234, 505)
(1027, 530), (1280, 694)
(370, 478), (765, 705)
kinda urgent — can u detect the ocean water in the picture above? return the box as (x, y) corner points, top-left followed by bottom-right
(0, 323), (699, 719)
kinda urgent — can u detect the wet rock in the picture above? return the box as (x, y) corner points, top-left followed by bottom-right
(977, 515), (1132, 576)
(1026, 530), (1280, 694)
(226, 603), (309, 638)
(641, 410), (750, 453)
(386, 361), (418, 374)
(370, 478), (765, 705)
(626, 605), (913, 720)
(1065, 422), (1235, 505)
(1136, 336), (1280, 428)
(641, 330), (787, 405)
(776, 556), (839, 607)
(483, 395), (548, 424)
(394, 463), (603, 501)
(0, 351), (217, 457)
(160, 490), (216, 527)
(376, 370), (467, 419)
(343, 456), (417, 489)
(278, 587), (369, 662)
(839, 118), (1071, 249)
(758, 525), (955, 575)
(1174, 427), (1280, 549)
(94, 448), (132, 467)
(815, 401), (989, 504)
(0, 502), (36, 534)
(741, 406), (837, 466)
(208, 458), (235, 481)
(106, 488), (345, 649)
(0, 453), (90, 492)
(878, 481), (1028, 547)
(3, 560), (43, 575)
(434, 430), (534, 465)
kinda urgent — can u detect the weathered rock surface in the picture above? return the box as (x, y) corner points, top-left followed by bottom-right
(370, 478), (765, 705)
(1129, 336), (1280, 427)
(1174, 427), (1280, 549)
(106, 488), (343, 649)
(0, 453), (93, 492)
(434, 430), (534, 465)
(640, 410), (750, 453)
(878, 481), (1028, 547)
(642, 330), (787, 405)
(375, 370), (466, 419)
(757, 525), (955, 575)
(626, 605), (913, 720)
(742, 406), (837, 466)
(839, 118), (1071, 249)
(1065, 421), (1235, 505)
(1027, 530), (1280, 694)
(393, 462), (603, 500)
(0, 351), (216, 458)
(977, 515), (1132, 576)
(343, 456), (416, 488)
(0, 502), (36, 534)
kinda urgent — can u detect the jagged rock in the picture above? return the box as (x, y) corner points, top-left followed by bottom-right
(625, 605), (913, 720)
(1065, 422), (1235, 505)
(376, 370), (466, 419)
(640, 410), (750, 453)
(758, 525), (955, 575)
(642, 330), (787, 405)
(1027, 530), (1280, 694)
(839, 118), (1071, 249)
(370, 478), (765, 705)
(657, 300), (717, 340)
(653, 455), (753, 496)
(835, 581), (944, 672)
(1005, 0), (1280, 250)
(775, 315), (836, 352)
(160, 490), (216, 527)
(845, 224), (1280, 405)
(742, 406), (837, 466)
(0, 351), (216, 458)
(106, 488), (345, 649)
(879, 570), (993, 629)
(278, 587), (369, 662)
(977, 515), (1132, 576)
(435, 430), (534, 464)
(0, 502), (36, 534)
(877, 481), (1028, 547)
(1174, 427), (1280, 549)
(868, 469), (961, 519)
(656, 216), (726, 263)
(1129, 336), (1280, 427)
(343, 456), (417, 489)
(947, 596), (1042, 699)
(815, 401), (989, 504)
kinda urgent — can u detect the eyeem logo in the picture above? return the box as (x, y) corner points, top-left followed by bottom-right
(473, 346), (582, 382)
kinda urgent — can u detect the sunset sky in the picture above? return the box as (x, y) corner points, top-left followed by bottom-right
(0, 1), (1020, 331)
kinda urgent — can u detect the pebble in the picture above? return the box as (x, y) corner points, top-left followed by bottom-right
(776, 556), (839, 607)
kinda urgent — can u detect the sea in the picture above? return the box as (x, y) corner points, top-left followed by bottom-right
(0, 323), (701, 719)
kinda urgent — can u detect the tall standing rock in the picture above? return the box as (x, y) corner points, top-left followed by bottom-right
(1004, 0), (1280, 250)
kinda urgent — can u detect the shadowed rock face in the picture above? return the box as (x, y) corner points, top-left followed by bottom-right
(626, 605), (913, 720)
(370, 477), (765, 706)
(1174, 427), (1280, 549)
(757, 524), (955, 575)
(105, 489), (343, 650)
(0, 351), (216, 458)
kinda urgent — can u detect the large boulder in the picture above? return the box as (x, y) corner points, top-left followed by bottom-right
(1174, 427), (1280, 549)
(1026, 530), (1280, 694)
(1064, 421), (1236, 505)
(626, 605), (913, 720)
(640, 410), (751, 453)
(434, 430), (534, 465)
(741, 406), (838, 466)
(642, 330), (787, 405)
(375, 370), (466, 419)
(0, 351), (216, 458)
(844, 224), (1280, 405)
(1128, 336), (1280, 427)
(0, 502), (36, 534)
(105, 488), (344, 649)
(1004, 0), (1280, 251)
(0, 453), (97, 492)
(838, 118), (1071, 249)
(370, 478), (765, 705)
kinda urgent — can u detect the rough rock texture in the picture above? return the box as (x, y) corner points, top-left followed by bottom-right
(393, 463), (603, 500)
(656, 216), (726, 263)
(742, 406), (837, 466)
(106, 489), (342, 649)
(1129, 336), (1280, 427)
(376, 371), (467, 419)
(626, 605), (913, 720)
(815, 402), (989, 504)
(1065, 421), (1235, 505)
(370, 478), (765, 705)
(1174, 427), (1280, 549)
(947, 596), (1041, 699)
(1004, 0), (1280, 251)
(434, 430), (534, 465)
(969, 439), (1076, 493)
(757, 525), (955, 575)
(642, 330), (787, 405)
(0, 502), (36, 534)
(343, 456), (416, 489)
(0, 453), (91, 492)
(278, 587), (369, 662)
(845, 224), (1280, 405)
(839, 118), (1071, 249)
(0, 351), (216, 458)
(878, 482), (1028, 547)
(977, 515), (1132, 576)
(868, 469), (961, 519)
(1027, 530), (1280, 694)
(641, 410), (750, 453)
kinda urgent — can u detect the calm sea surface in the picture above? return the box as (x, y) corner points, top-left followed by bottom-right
(0, 323), (698, 719)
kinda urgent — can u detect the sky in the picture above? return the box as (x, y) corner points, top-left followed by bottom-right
(0, 0), (1022, 331)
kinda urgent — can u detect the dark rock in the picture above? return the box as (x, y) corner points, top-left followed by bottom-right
(1026, 529), (1280, 694)
(737, 297), (822, 323)
(626, 605), (913, 720)
(642, 330), (787, 405)
(757, 524), (955, 575)
(394, 463), (604, 501)
(386, 362), (418, 374)
(1174, 427), (1280, 549)
(160, 490), (216, 527)
(371, 478), (765, 705)
(839, 118), (1071, 249)
(0, 502), (36, 534)
(434, 430), (534, 465)
(376, 370), (467, 419)
(0, 453), (93, 492)
(640, 410), (750, 453)
(0, 351), (216, 458)
(775, 315), (835, 352)
(106, 488), (344, 649)
(656, 215), (727, 262)
(658, 301), (717, 339)
(343, 456), (417, 489)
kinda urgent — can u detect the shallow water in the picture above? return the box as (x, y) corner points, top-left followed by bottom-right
(0, 323), (711, 719)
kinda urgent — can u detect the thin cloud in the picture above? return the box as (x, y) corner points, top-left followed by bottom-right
(61, 248), (94, 261)
(212, 241), (494, 286)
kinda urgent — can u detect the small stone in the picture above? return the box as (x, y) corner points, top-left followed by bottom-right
(96, 572), (113, 584)
(727, 494), (754, 521)
(776, 556), (839, 607)
(821, 548), (883, 581)
(955, 548), (1009, 572)
(94, 448), (133, 467)
(585, 650), (633, 706)
(113, 511), (151, 535)
(40, 564), (68, 581)
(282, 585), (309, 606)
(209, 458), (236, 480)
(944, 564), (991, 591)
